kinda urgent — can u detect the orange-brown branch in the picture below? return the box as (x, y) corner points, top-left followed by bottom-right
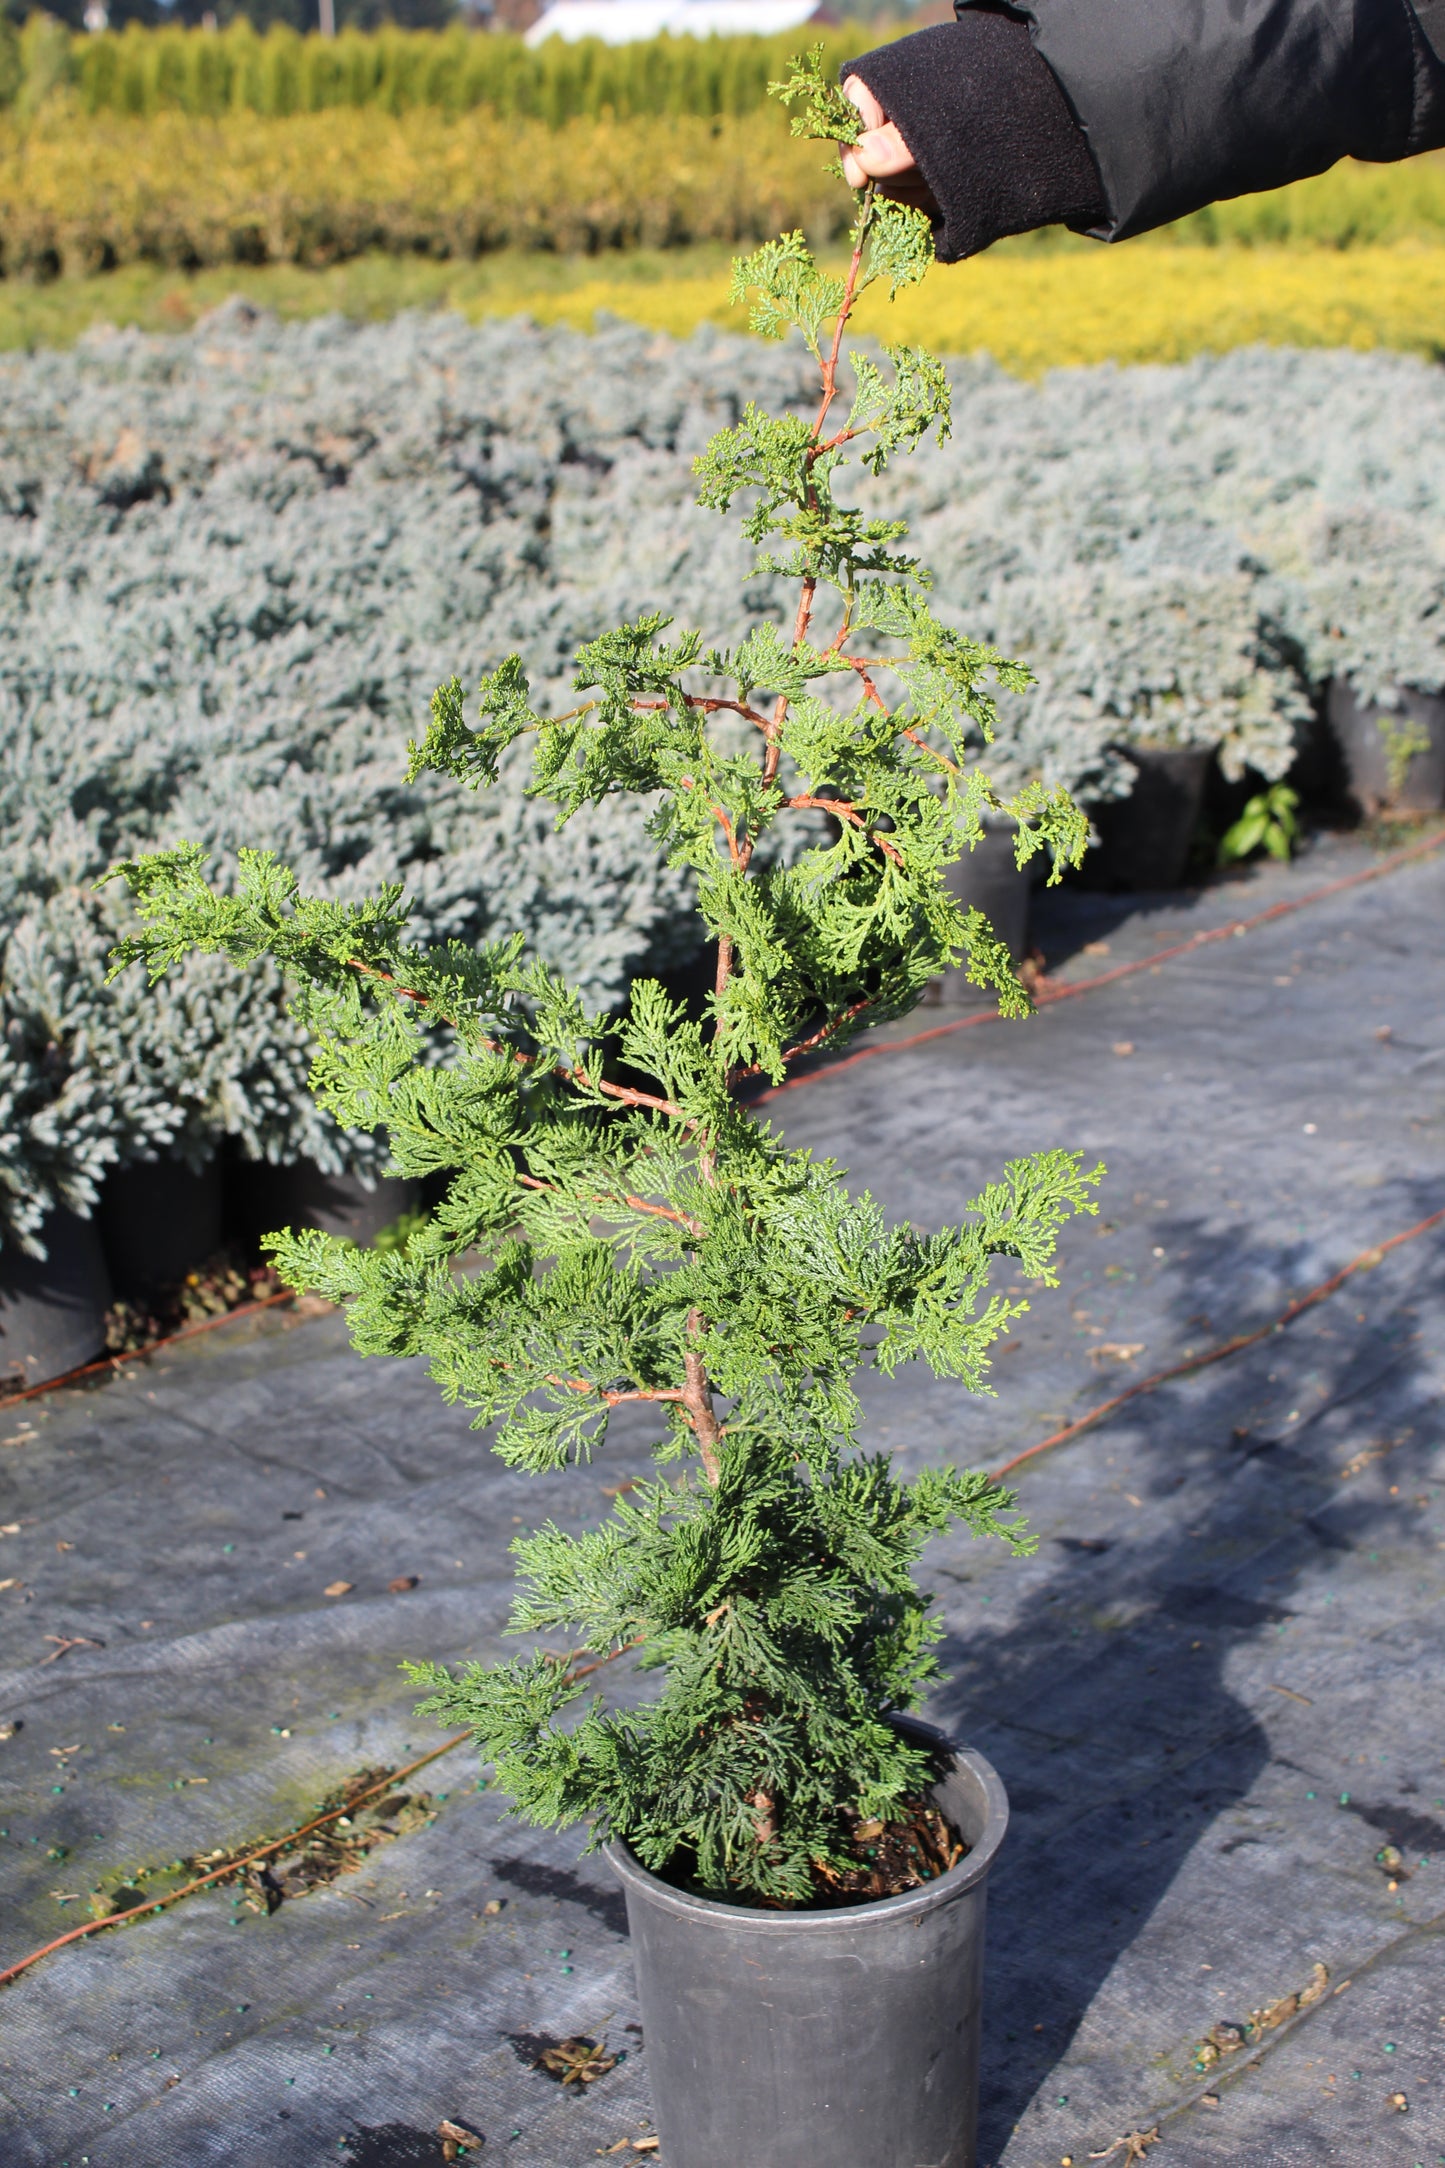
(682, 1308), (724, 1485)
(549, 1374), (687, 1409)
(344, 963), (691, 1127)
(567, 1065), (690, 1124)
(780, 998), (872, 1067)
(783, 792), (864, 825)
(839, 654), (890, 715)
(515, 1170), (706, 1240)
(714, 190), (877, 1035)
(729, 996), (873, 1084)
(900, 724), (961, 773)
(630, 695), (771, 732)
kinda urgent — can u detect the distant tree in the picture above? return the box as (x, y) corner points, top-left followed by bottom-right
(164, 0), (461, 27)
(5, 0), (159, 30)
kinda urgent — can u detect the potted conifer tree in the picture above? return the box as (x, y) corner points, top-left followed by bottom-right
(108, 56), (1100, 2168)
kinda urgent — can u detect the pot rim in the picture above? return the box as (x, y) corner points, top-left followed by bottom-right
(603, 1720), (1008, 1935)
(1106, 738), (1217, 765)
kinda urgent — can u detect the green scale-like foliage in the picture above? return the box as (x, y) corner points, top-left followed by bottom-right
(109, 52), (1101, 1907)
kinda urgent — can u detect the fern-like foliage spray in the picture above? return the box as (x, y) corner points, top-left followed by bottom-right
(108, 52), (1102, 1904)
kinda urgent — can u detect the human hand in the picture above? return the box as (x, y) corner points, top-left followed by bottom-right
(839, 75), (939, 216)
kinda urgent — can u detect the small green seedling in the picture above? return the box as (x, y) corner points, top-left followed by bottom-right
(1218, 782), (1300, 866)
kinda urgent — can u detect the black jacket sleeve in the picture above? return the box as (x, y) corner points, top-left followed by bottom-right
(843, 10), (1106, 263)
(847, 0), (1445, 251)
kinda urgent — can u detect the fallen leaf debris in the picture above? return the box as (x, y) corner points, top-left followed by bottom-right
(186, 1767), (438, 1917)
(1088, 2129), (1160, 2162)
(104, 1257), (284, 1356)
(535, 2036), (619, 2088)
(1191, 1961), (1329, 2072)
(437, 2116), (484, 2158)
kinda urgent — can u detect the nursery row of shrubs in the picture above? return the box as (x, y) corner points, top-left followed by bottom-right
(3, 313), (1444, 1260)
(0, 110), (847, 275)
(2, 17), (863, 126)
(14, 120), (1445, 301)
(8, 18), (1445, 255)
(8, 113), (1445, 289)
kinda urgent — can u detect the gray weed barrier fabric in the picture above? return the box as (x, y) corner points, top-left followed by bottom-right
(1, 830), (1441, 2166)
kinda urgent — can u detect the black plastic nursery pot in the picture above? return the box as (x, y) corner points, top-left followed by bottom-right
(1085, 745), (1214, 891)
(0, 1209), (113, 1392)
(932, 829), (1031, 1004)
(96, 1157), (224, 1298)
(227, 1156), (423, 1255)
(605, 1721), (1008, 2168)
(1326, 680), (1445, 817)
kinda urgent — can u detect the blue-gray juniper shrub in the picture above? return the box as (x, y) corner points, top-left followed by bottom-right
(108, 52), (1101, 1906)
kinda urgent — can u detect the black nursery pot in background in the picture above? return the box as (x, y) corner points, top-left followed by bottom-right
(1083, 745), (1214, 891)
(605, 1722), (1008, 2168)
(96, 1158), (224, 1299)
(0, 1209), (112, 1392)
(226, 1154), (422, 1256)
(931, 828), (1032, 1004)
(1326, 681), (1445, 817)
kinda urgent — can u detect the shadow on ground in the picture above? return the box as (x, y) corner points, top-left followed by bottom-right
(934, 1191), (1445, 2160)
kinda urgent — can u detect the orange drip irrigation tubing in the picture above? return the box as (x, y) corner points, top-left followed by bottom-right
(0, 1287), (297, 1416)
(990, 1203), (1445, 1484)
(0, 1639), (637, 1993)
(0, 1729), (472, 1993)
(758, 822), (1445, 1105)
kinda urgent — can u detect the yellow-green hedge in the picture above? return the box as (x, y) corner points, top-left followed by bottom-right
(1, 19), (865, 124)
(0, 109), (848, 275)
(553, 239), (1445, 373)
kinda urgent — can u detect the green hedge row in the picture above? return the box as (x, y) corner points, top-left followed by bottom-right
(0, 16), (866, 124)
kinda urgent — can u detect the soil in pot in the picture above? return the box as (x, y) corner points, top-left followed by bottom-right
(930, 828), (1032, 1005)
(664, 1792), (968, 1910)
(0, 1209), (113, 1392)
(96, 1157), (224, 1298)
(1326, 681), (1445, 816)
(606, 1723), (1007, 2168)
(1082, 744), (1215, 891)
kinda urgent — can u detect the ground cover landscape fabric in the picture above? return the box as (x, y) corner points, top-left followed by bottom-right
(0, 831), (1441, 2166)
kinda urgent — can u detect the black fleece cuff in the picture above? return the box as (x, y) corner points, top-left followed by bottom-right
(842, 14), (1106, 262)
